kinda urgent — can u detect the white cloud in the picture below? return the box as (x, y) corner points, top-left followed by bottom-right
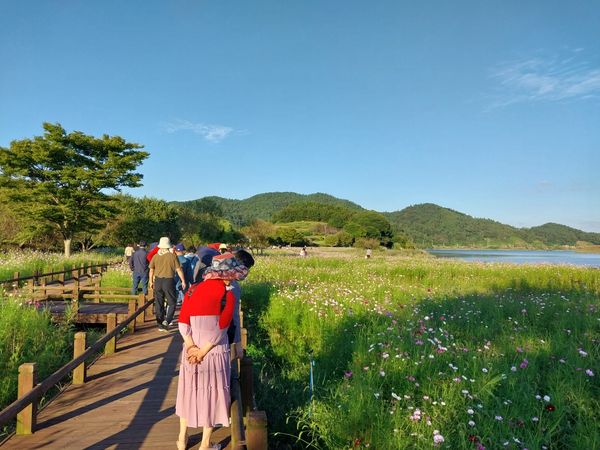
(164, 119), (234, 143)
(489, 50), (600, 107)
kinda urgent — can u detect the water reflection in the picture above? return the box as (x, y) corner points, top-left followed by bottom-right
(427, 249), (600, 267)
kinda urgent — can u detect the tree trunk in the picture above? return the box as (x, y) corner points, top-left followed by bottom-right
(64, 238), (72, 258)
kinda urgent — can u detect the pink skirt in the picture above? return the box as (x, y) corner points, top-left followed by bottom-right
(176, 316), (231, 428)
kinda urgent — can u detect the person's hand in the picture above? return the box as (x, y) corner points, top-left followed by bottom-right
(187, 346), (203, 364)
(235, 344), (244, 360)
(149, 281), (154, 290)
(181, 281), (187, 292)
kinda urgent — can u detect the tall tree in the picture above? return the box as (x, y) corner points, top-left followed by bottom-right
(0, 123), (149, 256)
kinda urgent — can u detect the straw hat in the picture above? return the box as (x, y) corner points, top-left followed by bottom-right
(203, 253), (249, 281)
(158, 236), (172, 249)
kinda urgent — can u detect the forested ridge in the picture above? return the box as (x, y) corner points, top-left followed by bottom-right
(177, 194), (600, 248)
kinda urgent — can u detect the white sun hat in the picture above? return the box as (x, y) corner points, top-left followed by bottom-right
(158, 236), (172, 249)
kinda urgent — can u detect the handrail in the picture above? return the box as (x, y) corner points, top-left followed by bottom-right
(0, 261), (121, 285)
(0, 298), (153, 428)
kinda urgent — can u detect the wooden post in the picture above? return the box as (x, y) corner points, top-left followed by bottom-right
(240, 357), (254, 416)
(72, 279), (80, 315)
(148, 294), (155, 320)
(73, 332), (87, 385)
(137, 294), (146, 325)
(71, 267), (78, 280)
(105, 313), (117, 355)
(242, 328), (248, 350)
(58, 272), (65, 284)
(79, 264), (84, 278)
(16, 363), (37, 435)
(40, 277), (47, 299)
(239, 310), (244, 330)
(230, 365), (245, 449)
(246, 410), (268, 450)
(128, 298), (137, 333)
(13, 271), (20, 290)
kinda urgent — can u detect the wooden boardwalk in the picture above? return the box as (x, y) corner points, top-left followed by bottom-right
(2, 319), (232, 449)
(43, 300), (130, 324)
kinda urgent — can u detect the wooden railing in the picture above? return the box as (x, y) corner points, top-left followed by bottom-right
(0, 279), (268, 448)
(0, 261), (120, 290)
(0, 298), (154, 433)
(231, 306), (268, 450)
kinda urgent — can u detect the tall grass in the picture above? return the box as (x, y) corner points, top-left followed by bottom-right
(0, 250), (121, 282)
(0, 291), (75, 413)
(243, 252), (600, 449)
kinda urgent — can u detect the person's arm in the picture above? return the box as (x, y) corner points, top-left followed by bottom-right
(149, 268), (154, 290)
(219, 289), (235, 329)
(176, 267), (186, 291)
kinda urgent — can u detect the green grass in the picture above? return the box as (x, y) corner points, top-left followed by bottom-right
(100, 264), (134, 289)
(241, 251), (600, 449)
(0, 250), (121, 282)
(0, 291), (75, 424)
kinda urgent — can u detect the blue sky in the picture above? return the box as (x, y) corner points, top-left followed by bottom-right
(1, 1), (599, 231)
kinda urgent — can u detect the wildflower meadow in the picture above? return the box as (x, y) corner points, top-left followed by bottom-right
(242, 251), (600, 449)
(0, 249), (121, 282)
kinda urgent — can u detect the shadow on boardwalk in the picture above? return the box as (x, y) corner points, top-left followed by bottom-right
(2, 319), (231, 449)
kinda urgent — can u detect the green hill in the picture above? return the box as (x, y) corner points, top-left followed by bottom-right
(528, 223), (600, 246)
(176, 193), (599, 249)
(384, 203), (530, 247)
(384, 203), (600, 248)
(177, 192), (363, 226)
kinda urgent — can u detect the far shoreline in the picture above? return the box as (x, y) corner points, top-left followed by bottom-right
(426, 246), (600, 254)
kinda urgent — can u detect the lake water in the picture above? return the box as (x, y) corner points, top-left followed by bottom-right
(427, 249), (600, 268)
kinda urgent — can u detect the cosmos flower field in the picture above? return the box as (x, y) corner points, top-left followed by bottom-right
(244, 251), (600, 449)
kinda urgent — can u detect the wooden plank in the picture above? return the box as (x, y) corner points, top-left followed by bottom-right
(1, 320), (233, 449)
(82, 294), (139, 299)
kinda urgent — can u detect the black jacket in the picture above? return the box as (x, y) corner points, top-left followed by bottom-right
(130, 248), (149, 273)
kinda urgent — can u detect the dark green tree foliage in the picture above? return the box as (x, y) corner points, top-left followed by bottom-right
(272, 202), (354, 225)
(100, 195), (180, 246)
(178, 192), (364, 225)
(344, 210), (394, 247)
(323, 231), (354, 247)
(241, 220), (276, 252)
(385, 203), (600, 248)
(177, 207), (222, 245)
(0, 123), (148, 256)
(273, 227), (307, 247)
(173, 197), (224, 217)
(528, 223), (600, 246)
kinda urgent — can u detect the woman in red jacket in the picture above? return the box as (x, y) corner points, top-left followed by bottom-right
(175, 254), (249, 450)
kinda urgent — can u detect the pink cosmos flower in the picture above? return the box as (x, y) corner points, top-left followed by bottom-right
(433, 431), (444, 446)
(519, 358), (529, 369)
(586, 369), (594, 377)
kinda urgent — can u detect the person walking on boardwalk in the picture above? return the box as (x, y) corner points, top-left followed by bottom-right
(130, 241), (149, 295)
(229, 249), (255, 360)
(174, 242), (193, 305)
(149, 237), (187, 332)
(175, 254), (249, 450)
(124, 243), (134, 263)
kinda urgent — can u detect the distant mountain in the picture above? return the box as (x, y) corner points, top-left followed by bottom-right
(383, 203), (529, 247)
(177, 192), (363, 226)
(176, 193), (599, 248)
(384, 203), (600, 247)
(528, 223), (600, 246)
